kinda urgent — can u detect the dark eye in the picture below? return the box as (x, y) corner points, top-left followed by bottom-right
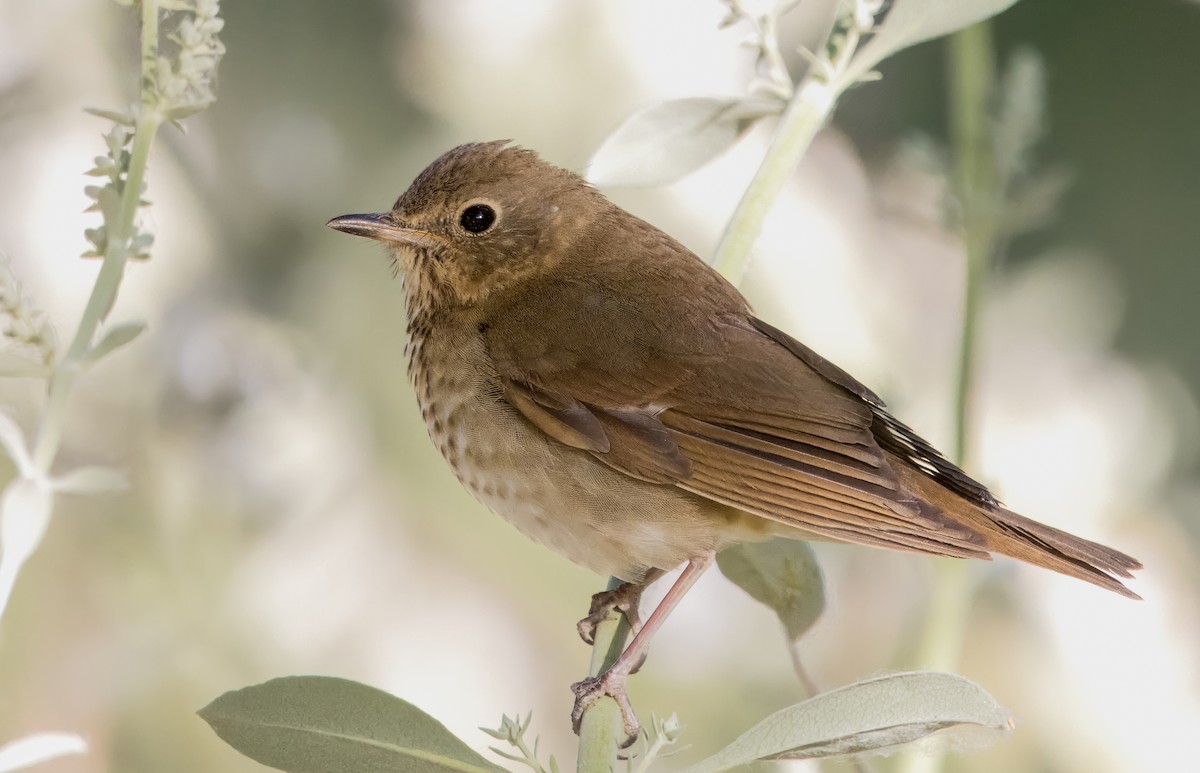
(460, 203), (496, 234)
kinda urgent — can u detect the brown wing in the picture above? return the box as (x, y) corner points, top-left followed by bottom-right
(482, 267), (990, 559)
(478, 217), (1139, 595)
(499, 377), (691, 484)
(748, 316), (998, 508)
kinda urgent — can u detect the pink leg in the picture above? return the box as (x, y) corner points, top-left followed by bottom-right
(571, 551), (715, 745)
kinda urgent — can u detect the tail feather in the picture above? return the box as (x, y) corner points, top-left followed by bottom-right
(890, 459), (1142, 599)
(983, 506), (1142, 599)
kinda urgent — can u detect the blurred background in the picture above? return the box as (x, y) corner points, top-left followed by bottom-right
(0, 0), (1198, 771)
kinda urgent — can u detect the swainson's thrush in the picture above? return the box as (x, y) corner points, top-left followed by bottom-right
(328, 141), (1140, 742)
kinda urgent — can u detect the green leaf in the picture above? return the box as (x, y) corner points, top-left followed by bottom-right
(83, 321), (146, 366)
(587, 96), (781, 188)
(716, 538), (824, 641)
(199, 676), (506, 773)
(681, 671), (1011, 773)
(839, 0), (1022, 87)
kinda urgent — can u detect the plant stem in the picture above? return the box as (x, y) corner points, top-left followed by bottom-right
(30, 0), (163, 475)
(787, 641), (820, 698)
(631, 734), (666, 773)
(948, 23), (997, 470)
(897, 20), (996, 773)
(711, 81), (831, 285)
(711, 22), (863, 285)
(576, 578), (634, 773)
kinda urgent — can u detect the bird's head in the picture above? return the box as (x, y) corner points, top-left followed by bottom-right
(328, 141), (604, 312)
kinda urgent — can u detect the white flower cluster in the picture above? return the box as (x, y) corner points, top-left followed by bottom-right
(718, 0), (797, 101)
(156, 0), (226, 120)
(82, 123), (153, 260)
(0, 262), (55, 367)
(82, 1), (225, 261)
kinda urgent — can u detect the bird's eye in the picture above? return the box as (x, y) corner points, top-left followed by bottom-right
(459, 203), (496, 234)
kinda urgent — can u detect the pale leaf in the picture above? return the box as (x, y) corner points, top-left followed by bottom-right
(0, 733), (87, 773)
(83, 321), (146, 365)
(993, 48), (1046, 187)
(587, 97), (780, 188)
(0, 413), (32, 475)
(52, 466), (128, 495)
(839, 0), (1022, 87)
(681, 671), (1012, 772)
(0, 477), (55, 621)
(0, 479), (52, 566)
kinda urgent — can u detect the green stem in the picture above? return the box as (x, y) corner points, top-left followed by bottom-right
(711, 24), (862, 284)
(30, 0), (162, 474)
(576, 578), (634, 773)
(711, 81), (831, 284)
(949, 23), (997, 469)
(898, 21), (996, 773)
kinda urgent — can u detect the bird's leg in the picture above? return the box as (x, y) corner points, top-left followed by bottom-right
(571, 551), (714, 747)
(576, 568), (665, 646)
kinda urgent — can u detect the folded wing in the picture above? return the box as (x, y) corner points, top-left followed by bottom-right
(489, 309), (992, 560)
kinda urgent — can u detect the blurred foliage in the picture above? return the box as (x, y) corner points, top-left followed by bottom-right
(839, 0), (1200, 446)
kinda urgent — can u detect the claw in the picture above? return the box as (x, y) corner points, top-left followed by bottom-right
(570, 673), (640, 748)
(576, 582), (646, 645)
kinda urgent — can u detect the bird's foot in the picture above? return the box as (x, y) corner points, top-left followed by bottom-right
(576, 582), (645, 645)
(570, 672), (640, 748)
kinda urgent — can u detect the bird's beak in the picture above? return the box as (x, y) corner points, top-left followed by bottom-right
(326, 213), (444, 248)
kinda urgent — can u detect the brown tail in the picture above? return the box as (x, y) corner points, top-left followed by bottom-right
(979, 506), (1142, 599)
(891, 461), (1142, 599)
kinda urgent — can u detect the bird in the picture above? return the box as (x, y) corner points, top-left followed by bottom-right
(327, 140), (1141, 744)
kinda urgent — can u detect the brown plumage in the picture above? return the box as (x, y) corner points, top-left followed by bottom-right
(328, 140), (1141, 741)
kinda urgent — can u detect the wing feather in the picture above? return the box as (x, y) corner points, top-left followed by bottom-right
(659, 411), (896, 491)
(500, 377), (609, 452)
(680, 469), (987, 558)
(590, 406), (692, 483)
